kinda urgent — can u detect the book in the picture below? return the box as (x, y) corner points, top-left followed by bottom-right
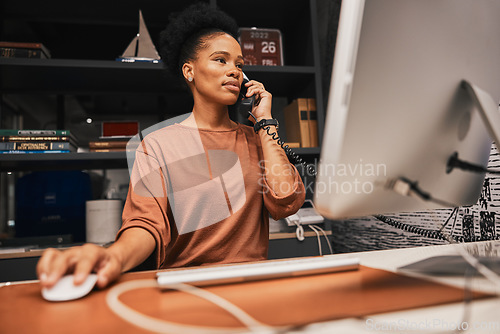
(284, 142), (301, 148)
(307, 98), (319, 147)
(0, 129), (70, 136)
(100, 121), (139, 139)
(0, 150), (70, 154)
(89, 148), (126, 152)
(0, 142), (70, 151)
(88, 140), (128, 149)
(0, 135), (70, 142)
(284, 98), (310, 148)
(0, 41), (51, 58)
(0, 47), (48, 59)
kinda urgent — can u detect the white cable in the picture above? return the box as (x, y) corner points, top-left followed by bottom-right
(292, 220), (305, 241)
(106, 279), (286, 334)
(312, 225), (333, 255)
(308, 225), (322, 256)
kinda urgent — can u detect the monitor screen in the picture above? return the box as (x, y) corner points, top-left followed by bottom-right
(314, 0), (500, 219)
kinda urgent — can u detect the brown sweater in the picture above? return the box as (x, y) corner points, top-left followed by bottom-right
(118, 123), (305, 269)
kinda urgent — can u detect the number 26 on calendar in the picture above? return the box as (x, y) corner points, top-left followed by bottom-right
(261, 41), (276, 54)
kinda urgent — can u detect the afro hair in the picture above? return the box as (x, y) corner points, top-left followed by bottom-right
(159, 2), (240, 79)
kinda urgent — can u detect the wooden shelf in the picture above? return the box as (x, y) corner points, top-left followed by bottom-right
(0, 58), (177, 94)
(0, 0), (324, 170)
(0, 58), (316, 98)
(0, 148), (320, 172)
(0, 152), (128, 171)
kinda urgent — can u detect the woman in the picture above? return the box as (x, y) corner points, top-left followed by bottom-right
(38, 3), (305, 289)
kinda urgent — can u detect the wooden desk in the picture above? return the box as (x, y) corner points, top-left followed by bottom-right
(0, 230), (332, 282)
(0, 241), (498, 334)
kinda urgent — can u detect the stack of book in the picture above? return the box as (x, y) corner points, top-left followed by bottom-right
(283, 98), (319, 148)
(88, 121), (139, 152)
(88, 140), (128, 152)
(0, 129), (76, 154)
(0, 41), (51, 59)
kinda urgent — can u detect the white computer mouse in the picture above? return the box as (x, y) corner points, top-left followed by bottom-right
(41, 274), (98, 302)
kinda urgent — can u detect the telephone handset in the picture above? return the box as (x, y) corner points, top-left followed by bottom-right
(237, 74), (257, 121)
(238, 73), (316, 176)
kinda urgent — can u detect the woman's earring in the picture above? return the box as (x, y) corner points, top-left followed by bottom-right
(187, 77), (193, 82)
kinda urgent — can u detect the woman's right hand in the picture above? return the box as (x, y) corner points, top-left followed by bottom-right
(37, 243), (123, 289)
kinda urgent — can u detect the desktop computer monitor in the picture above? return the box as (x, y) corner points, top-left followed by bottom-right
(314, 0), (500, 220)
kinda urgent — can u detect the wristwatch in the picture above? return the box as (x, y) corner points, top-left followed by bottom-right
(254, 118), (279, 133)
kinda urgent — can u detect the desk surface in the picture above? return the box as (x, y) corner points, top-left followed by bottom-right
(0, 230), (330, 260)
(1, 241), (499, 334)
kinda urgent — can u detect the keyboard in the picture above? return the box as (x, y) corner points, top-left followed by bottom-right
(156, 256), (360, 287)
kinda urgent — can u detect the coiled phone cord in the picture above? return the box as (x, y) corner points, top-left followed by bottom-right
(261, 124), (317, 177)
(373, 214), (452, 241)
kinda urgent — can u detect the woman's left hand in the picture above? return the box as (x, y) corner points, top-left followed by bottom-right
(243, 80), (272, 122)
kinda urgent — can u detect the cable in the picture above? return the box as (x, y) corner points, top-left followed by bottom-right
(447, 152), (500, 175)
(449, 207), (460, 239)
(106, 279), (287, 334)
(375, 212), (500, 243)
(387, 177), (459, 208)
(312, 224), (334, 255)
(290, 218), (333, 255)
(382, 215), (500, 242)
(261, 124), (317, 177)
(289, 218), (305, 241)
(308, 225), (323, 256)
(438, 207), (458, 235)
(374, 214), (452, 241)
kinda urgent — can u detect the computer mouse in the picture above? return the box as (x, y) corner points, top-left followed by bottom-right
(41, 274), (98, 302)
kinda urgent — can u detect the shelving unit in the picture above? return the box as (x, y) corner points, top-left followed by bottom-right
(0, 0), (329, 260)
(0, 58), (317, 98)
(0, 0), (325, 172)
(0, 151), (128, 171)
(0, 148), (321, 172)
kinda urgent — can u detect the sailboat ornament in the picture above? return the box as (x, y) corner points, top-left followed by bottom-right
(117, 10), (161, 63)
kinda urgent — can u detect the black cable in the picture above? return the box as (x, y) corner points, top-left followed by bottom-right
(437, 207), (458, 234)
(447, 152), (500, 175)
(380, 179), (500, 241)
(261, 124), (317, 176)
(375, 212), (500, 242)
(373, 214), (453, 241)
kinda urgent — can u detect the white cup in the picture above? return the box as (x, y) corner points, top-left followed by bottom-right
(85, 199), (123, 244)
